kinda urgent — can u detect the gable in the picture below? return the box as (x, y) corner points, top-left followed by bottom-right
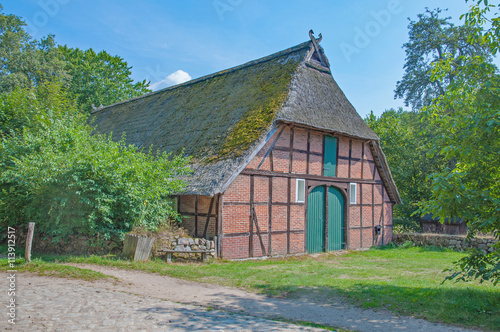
(278, 60), (379, 141)
(238, 124), (400, 204)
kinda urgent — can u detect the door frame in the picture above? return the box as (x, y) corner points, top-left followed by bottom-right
(304, 180), (350, 252)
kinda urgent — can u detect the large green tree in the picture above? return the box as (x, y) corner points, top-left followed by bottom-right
(0, 5), (150, 112)
(420, 0), (500, 285)
(395, 8), (492, 110)
(0, 78), (72, 139)
(0, 5), (186, 250)
(0, 4), (66, 93)
(365, 109), (444, 231)
(59, 46), (150, 112)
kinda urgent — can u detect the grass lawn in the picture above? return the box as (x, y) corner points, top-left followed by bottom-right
(0, 258), (111, 281)
(2, 246), (499, 330)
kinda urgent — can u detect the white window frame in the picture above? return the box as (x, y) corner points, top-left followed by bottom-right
(349, 183), (357, 205)
(296, 179), (305, 203)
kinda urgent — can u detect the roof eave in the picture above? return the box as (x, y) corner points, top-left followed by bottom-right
(276, 120), (378, 141)
(370, 140), (402, 204)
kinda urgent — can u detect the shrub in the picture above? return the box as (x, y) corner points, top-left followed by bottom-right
(0, 82), (191, 245)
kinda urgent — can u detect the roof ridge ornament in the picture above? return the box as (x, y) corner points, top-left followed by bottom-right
(308, 29), (328, 67)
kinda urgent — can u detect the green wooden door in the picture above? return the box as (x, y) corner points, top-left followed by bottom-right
(323, 136), (338, 177)
(328, 187), (345, 251)
(307, 186), (325, 253)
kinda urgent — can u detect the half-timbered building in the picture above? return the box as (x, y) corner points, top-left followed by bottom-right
(91, 34), (401, 259)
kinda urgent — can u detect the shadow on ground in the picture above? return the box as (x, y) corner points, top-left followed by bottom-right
(200, 284), (498, 331)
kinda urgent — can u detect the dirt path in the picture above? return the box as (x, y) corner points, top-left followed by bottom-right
(67, 263), (478, 332)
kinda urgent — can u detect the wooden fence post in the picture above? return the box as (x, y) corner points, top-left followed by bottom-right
(25, 222), (35, 263)
(214, 236), (218, 259)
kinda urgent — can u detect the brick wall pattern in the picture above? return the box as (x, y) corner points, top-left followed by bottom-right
(179, 125), (395, 259)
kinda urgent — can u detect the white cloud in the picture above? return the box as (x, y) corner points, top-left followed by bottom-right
(150, 70), (192, 91)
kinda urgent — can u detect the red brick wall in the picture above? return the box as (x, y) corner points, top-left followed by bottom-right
(219, 125), (395, 258)
(222, 176), (306, 259)
(309, 154), (322, 176)
(290, 233), (305, 253)
(294, 128), (308, 150)
(224, 175), (250, 202)
(222, 205), (249, 234)
(246, 127), (326, 177)
(222, 236), (249, 259)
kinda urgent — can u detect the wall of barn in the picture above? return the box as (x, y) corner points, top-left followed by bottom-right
(177, 195), (217, 239)
(220, 125), (394, 259)
(337, 137), (394, 248)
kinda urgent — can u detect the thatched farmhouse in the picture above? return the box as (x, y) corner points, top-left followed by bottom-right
(91, 34), (401, 259)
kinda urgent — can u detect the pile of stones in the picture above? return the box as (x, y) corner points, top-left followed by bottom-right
(171, 236), (216, 253)
(153, 236), (217, 261)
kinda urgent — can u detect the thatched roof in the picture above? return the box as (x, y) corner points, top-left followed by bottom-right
(91, 39), (401, 203)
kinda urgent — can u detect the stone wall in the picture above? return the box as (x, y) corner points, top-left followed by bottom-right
(153, 236), (216, 260)
(393, 233), (498, 253)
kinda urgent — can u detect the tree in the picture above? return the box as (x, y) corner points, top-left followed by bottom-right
(0, 5), (67, 93)
(0, 6), (185, 251)
(0, 79), (74, 139)
(0, 82), (190, 245)
(0, 5), (150, 112)
(365, 109), (444, 232)
(419, 0), (500, 285)
(59, 46), (150, 112)
(395, 8), (492, 110)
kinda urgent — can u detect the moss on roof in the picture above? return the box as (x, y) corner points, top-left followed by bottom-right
(91, 46), (305, 164)
(215, 60), (298, 160)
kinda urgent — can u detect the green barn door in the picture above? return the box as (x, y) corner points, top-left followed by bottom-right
(328, 187), (345, 251)
(324, 136), (338, 177)
(307, 186), (325, 253)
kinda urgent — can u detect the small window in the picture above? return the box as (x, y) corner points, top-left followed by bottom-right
(349, 183), (357, 205)
(296, 179), (305, 203)
(323, 135), (338, 177)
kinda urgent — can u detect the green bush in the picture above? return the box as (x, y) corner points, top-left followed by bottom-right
(0, 82), (191, 244)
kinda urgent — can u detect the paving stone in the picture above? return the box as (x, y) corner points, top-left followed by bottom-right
(6, 275), (326, 331)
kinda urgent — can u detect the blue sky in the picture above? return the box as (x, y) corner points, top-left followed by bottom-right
(4, 0), (476, 117)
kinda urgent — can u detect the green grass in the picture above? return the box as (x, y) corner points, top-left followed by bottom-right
(3, 247), (499, 330)
(0, 258), (112, 281)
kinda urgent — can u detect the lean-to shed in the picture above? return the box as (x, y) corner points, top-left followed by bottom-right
(91, 35), (401, 259)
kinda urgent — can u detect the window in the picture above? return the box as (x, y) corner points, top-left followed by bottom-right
(349, 183), (357, 205)
(296, 179), (305, 203)
(323, 135), (338, 177)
